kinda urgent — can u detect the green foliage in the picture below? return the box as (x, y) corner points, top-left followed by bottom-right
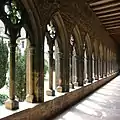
(0, 39), (8, 89)
(0, 94), (8, 104)
(15, 54), (26, 102)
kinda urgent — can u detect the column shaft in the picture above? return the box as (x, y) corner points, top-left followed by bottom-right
(5, 43), (19, 110)
(26, 46), (35, 102)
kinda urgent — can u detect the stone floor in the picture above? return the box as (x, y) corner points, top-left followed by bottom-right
(53, 75), (120, 120)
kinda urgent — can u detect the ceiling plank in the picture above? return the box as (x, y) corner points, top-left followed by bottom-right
(98, 12), (120, 19)
(110, 32), (120, 35)
(90, 0), (114, 7)
(105, 23), (120, 28)
(102, 20), (120, 25)
(106, 26), (120, 30)
(100, 15), (120, 22)
(96, 7), (120, 15)
(87, 0), (101, 3)
(92, 2), (120, 11)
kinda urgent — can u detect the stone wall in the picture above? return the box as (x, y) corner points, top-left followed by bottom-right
(1, 73), (118, 120)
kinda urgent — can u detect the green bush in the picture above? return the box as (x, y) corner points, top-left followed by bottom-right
(0, 94), (8, 104)
(0, 39), (8, 89)
(15, 54), (26, 102)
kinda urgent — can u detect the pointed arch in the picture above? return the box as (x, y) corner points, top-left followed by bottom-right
(72, 25), (83, 55)
(85, 33), (92, 56)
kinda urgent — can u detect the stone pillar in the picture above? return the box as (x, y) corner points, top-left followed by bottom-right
(5, 43), (19, 110)
(69, 53), (74, 89)
(79, 55), (84, 86)
(86, 55), (89, 83)
(26, 46), (35, 102)
(46, 48), (55, 96)
(98, 57), (101, 78)
(57, 52), (63, 92)
(94, 58), (97, 79)
(99, 58), (101, 78)
(88, 55), (93, 83)
(74, 55), (79, 86)
(101, 58), (104, 78)
(95, 57), (99, 80)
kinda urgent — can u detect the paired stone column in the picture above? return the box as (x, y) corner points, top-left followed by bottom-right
(101, 58), (104, 78)
(46, 48), (55, 96)
(26, 46), (35, 102)
(95, 57), (99, 80)
(79, 55), (84, 86)
(69, 53), (74, 89)
(86, 55), (89, 83)
(5, 43), (19, 110)
(88, 55), (93, 83)
(94, 57), (99, 80)
(74, 55), (79, 86)
(57, 52), (64, 92)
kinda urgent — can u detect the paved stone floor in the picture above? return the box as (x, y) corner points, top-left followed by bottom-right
(54, 75), (120, 120)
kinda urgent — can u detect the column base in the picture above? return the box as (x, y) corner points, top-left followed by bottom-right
(74, 82), (79, 87)
(46, 89), (55, 96)
(84, 79), (88, 84)
(5, 99), (19, 110)
(56, 86), (62, 93)
(26, 94), (34, 103)
(69, 83), (74, 89)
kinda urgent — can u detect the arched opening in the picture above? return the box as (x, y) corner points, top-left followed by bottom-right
(69, 35), (78, 89)
(15, 27), (29, 102)
(44, 20), (63, 98)
(83, 34), (93, 84)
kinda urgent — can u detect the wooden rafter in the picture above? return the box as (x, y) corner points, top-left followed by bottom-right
(96, 7), (120, 15)
(98, 12), (120, 19)
(106, 26), (120, 30)
(92, 2), (120, 11)
(90, 0), (114, 7)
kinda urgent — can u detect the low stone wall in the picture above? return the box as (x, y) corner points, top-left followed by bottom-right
(1, 73), (118, 120)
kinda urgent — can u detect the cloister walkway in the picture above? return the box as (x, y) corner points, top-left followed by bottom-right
(54, 75), (120, 120)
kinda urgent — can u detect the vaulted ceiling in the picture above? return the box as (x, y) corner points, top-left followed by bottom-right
(86, 0), (120, 44)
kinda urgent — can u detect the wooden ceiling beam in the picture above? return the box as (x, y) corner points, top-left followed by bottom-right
(106, 26), (120, 30)
(100, 15), (120, 22)
(96, 7), (120, 15)
(98, 12), (120, 19)
(87, 0), (101, 3)
(110, 32), (120, 35)
(105, 23), (120, 28)
(90, 0), (114, 7)
(92, 2), (120, 11)
(102, 20), (120, 25)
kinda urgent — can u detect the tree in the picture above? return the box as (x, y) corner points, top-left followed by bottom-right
(0, 38), (8, 89)
(15, 53), (26, 101)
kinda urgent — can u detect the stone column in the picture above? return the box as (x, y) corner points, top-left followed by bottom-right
(5, 43), (19, 110)
(46, 48), (55, 96)
(86, 55), (89, 83)
(69, 53), (74, 89)
(94, 57), (99, 80)
(74, 55), (79, 86)
(57, 52), (63, 92)
(94, 58), (97, 79)
(98, 57), (101, 78)
(79, 55), (84, 86)
(26, 46), (35, 102)
(88, 55), (93, 83)
(101, 58), (104, 78)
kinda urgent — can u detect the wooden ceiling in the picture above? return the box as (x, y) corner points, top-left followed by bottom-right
(86, 0), (120, 44)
